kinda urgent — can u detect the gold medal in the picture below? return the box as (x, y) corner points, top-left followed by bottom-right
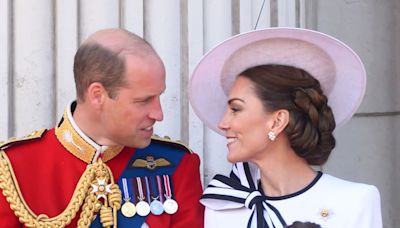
(121, 201), (136, 217)
(121, 178), (136, 217)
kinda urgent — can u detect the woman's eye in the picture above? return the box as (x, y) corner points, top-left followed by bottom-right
(230, 107), (240, 113)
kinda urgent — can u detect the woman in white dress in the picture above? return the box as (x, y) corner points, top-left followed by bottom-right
(189, 28), (382, 228)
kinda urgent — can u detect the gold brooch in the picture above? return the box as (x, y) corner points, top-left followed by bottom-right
(318, 208), (333, 221)
(132, 156), (172, 170)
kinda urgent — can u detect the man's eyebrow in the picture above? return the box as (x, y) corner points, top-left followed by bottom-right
(133, 90), (165, 101)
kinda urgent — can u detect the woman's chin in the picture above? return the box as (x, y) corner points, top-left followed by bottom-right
(227, 153), (241, 163)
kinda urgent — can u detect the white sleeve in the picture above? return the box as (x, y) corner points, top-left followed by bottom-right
(204, 208), (219, 228)
(350, 185), (382, 228)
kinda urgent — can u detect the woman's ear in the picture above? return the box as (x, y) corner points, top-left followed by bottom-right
(86, 82), (107, 107)
(270, 109), (290, 134)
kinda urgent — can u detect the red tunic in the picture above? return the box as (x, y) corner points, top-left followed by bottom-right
(0, 129), (204, 227)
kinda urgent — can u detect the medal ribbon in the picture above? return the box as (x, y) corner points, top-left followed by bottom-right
(131, 178), (138, 204)
(136, 177), (145, 201)
(156, 176), (164, 202)
(163, 175), (172, 198)
(144, 176), (151, 204)
(149, 176), (158, 200)
(122, 178), (130, 201)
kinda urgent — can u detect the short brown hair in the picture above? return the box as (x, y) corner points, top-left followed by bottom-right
(240, 64), (336, 165)
(73, 43), (125, 100)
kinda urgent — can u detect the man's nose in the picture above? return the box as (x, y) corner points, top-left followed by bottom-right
(149, 98), (164, 121)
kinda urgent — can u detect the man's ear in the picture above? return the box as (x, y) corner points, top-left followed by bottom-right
(269, 109), (290, 134)
(86, 82), (107, 107)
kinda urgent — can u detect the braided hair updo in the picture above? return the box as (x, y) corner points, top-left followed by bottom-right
(239, 64), (336, 165)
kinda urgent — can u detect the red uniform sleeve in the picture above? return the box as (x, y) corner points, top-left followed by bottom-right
(0, 188), (20, 228)
(170, 152), (204, 227)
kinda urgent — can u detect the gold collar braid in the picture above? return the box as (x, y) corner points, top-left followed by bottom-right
(55, 103), (123, 164)
(0, 102), (126, 227)
(0, 150), (122, 227)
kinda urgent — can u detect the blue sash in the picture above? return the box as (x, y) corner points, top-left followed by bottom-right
(90, 139), (186, 227)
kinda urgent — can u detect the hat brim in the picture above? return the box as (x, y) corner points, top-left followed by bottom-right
(189, 27), (366, 136)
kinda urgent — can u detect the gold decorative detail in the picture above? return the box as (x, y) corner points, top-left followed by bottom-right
(0, 129), (47, 150)
(0, 150), (121, 227)
(318, 208), (333, 221)
(63, 130), (84, 152)
(55, 110), (123, 164)
(320, 208), (329, 217)
(91, 178), (112, 200)
(132, 156), (172, 170)
(151, 135), (193, 154)
(99, 206), (114, 227)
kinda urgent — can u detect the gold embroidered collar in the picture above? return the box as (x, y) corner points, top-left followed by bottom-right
(55, 101), (124, 164)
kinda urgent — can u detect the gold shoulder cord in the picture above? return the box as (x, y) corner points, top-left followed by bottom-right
(0, 150), (121, 228)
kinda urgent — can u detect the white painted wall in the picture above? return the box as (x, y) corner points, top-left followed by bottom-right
(316, 1), (400, 227)
(0, 0), (397, 226)
(0, 0), (11, 138)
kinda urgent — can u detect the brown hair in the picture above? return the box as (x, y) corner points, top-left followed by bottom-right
(287, 221), (322, 228)
(239, 64), (336, 165)
(73, 43), (125, 100)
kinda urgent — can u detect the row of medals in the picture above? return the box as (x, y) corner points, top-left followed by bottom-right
(120, 177), (178, 218)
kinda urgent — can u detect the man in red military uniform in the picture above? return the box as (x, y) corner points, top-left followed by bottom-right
(0, 28), (204, 227)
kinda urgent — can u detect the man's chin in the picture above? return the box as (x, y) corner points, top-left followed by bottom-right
(130, 137), (152, 149)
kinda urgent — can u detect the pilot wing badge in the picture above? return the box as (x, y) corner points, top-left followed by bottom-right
(132, 156), (172, 170)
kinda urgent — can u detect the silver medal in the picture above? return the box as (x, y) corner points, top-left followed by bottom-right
(163, 198), (178, 214)
(150, 199), (164, 215)
(136, 200), (151, 216)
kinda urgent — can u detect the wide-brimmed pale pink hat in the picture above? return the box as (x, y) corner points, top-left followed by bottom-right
(189, 27), (366, 135)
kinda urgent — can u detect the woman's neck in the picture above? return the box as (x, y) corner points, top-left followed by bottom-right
(252, 145), (317, 197)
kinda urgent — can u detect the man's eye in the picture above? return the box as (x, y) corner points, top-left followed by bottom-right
(142, 98), (152, 103)
(136, 97), (153, 103)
